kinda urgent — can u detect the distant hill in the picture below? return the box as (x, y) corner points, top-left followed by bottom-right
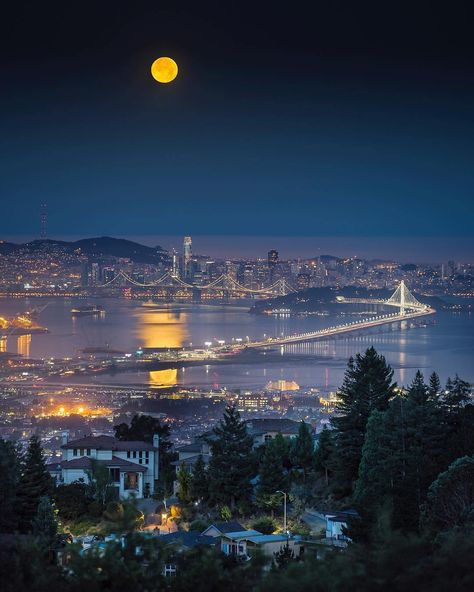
(0, 236), (169, 264)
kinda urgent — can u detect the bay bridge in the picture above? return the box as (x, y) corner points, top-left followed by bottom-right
(245, 281), (435, 349)
(99, 270), (294, 297)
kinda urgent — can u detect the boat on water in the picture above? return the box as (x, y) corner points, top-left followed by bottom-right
(71, 305), (105, 316)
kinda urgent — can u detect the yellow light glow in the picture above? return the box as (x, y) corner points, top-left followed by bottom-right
(151, 57), (178, 83)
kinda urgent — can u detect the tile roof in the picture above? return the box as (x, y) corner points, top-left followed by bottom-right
(61, 435), (157, 451)
(203, 521), (246, 535)
(245, 418), (301, 435)
(60, 455), (147, 472)
(159, 531), (217, 548)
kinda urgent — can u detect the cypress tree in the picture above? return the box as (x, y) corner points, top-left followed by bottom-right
(314, 426), (333, 486)
(32, 496), (59, 547)
(191, 455), (209, 502)
(0, 439), (22, 532)
(331, 347), (396, 495)
(207, 406), (254, 509)
(290, 421), (314, 481)
(18, 435), (53, 533)
(257, 438), (288, 511)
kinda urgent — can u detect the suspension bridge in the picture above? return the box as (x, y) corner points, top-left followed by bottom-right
(245, 281), (435, 348)
(99, 270), (294, 297)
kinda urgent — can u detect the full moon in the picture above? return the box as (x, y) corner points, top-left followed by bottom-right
(151, 57), (178, 83)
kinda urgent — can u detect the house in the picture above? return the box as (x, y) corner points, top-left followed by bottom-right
(174, 418), (302, 476)
(245, 418), (301, 447)
(201, 521), (246, 538)
(220, 529), (302, 560)
(158, 530), (218, 550)
(47, 433), (159, 499)
(325, 510), (359, 545)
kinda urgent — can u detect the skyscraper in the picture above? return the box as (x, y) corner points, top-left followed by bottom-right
(268, 249), (279, 268)
(183, 236), (192, 278)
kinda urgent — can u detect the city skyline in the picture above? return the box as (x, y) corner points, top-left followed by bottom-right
(2, 233), (473, 264)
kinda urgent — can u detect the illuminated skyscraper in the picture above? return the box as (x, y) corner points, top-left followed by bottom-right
(183, 236), (192, 278)
(268, 249), (279, 268)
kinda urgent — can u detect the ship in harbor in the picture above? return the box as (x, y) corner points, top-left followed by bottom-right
(71, 305), (105, 316)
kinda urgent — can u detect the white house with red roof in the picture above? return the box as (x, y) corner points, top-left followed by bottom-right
(48, 433), (159, 499)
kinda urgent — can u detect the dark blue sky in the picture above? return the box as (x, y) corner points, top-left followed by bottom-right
(1, 2), (473, 258)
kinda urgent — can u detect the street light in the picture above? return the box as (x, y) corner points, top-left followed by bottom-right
(276, 490), (287, 535)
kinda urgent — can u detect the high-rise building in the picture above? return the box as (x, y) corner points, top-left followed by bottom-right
(268, 249), (279, 268)
(183, 236), (192, 278)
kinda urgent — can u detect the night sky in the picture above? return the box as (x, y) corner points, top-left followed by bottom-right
(1, 2), (473, 259)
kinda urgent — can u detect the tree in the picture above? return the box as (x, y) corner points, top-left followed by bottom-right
(177, 465), (192, 503)
(441, 376), (474, 462)
(18, 435), (53, 533)
(54, 482), (91, 520)
(331, 347), (396, 495)
(191, 455), (209, 502)
(422, 455), (474, 536)
(290, 421), (314, 481)
(257, 438), (288, 513)
(353, 410), (391, 522)
(273, 542), (296, 569)
(0, 438), (22, 532)
(428, 372), (441, 400)
(114, 414), (174, 479)
(32, 496), (59, 547)
(314, 426), (333, 486)
(207, 406), (254, 509)
(86, 458), (112, 509)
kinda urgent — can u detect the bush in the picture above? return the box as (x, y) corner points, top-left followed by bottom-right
(55, 482), (91, 520)
(103, 501), (124, 521)
(252, 517), (276, 535)
(190, 519), (210, 533)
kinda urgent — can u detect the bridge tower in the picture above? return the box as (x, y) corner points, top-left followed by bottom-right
(400, 280), (406, 316)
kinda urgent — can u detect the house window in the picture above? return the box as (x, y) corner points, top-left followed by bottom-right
(133, 451), (137, 459)
(127, 451), (131, 459)
(109, 468), (120, 483)
(164, 564), (177, 577)
(145, 452), (149, 463)
(87, 448), (91, 456)
(124, 472), (139, 491)
(73, 449), (78, 457)
(139, 451), (143, 460)
(264, 434), (273, 442)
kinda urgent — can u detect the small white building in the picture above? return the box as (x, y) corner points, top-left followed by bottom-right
(48, 433), (159, 499)
(220, 529), (302, 560)
(325, 510), (358, 545)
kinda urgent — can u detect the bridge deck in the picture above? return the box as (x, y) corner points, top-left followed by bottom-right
(246, 307), (435, 348)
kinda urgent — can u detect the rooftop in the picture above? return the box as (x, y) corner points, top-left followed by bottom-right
(59, 455), (147, 472)
(61, 435), (157, 451)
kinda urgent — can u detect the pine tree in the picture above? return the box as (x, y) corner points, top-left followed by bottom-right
(0, 439), (22, 532)
(314, 427), (333, 486)
(18, 435), (53, 533)
(331, 347), (396, 495)
(257, 438), (288, 512)
(32, 496), (59, 547)
(290, 421), (314, 481)
(207, 406), (254, 509)
(442, 375), (474, 462)
(428, 372), (441, 400)
(191, 455), (209, 502)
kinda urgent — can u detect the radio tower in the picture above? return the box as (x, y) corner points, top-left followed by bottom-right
(40, 202), (47, 239)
